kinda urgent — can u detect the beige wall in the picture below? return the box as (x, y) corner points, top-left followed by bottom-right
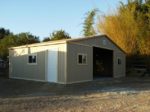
(9, 35), (125, 84)
(113, 51), (126, 78)
(57, 44), (67, 83)
(66, 36), (125, 83)
(75, 36), (126, 77)
(67, 43), (93, 83)
(9, 43), (67, 83)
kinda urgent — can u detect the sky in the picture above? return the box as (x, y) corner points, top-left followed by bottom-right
(0, 0), (127, 40)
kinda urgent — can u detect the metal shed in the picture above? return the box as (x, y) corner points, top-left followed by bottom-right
(9, 35), (126, 84)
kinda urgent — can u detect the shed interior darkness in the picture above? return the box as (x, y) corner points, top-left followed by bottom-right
(93, 47), (113, 78)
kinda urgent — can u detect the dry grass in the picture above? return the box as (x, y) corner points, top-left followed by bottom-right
(0, 91), (150, 112)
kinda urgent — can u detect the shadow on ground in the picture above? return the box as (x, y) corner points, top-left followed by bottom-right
(0, 76), (150, 98)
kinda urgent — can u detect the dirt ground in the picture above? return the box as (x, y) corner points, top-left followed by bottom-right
(0, 77), (150, 112)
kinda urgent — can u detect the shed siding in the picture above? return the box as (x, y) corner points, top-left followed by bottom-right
(67, 43), (93, 83)
(57, 44), (67, 83)
(9, 35), (125, 84)
(9, 44), (67, 83)
(113, 51), (126, 77)
(67, 36), (125, 79)
(73, 36), (122, 52)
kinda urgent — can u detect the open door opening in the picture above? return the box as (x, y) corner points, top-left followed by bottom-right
(93, 47), (113, 78)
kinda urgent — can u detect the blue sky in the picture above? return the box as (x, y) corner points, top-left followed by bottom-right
(0, 0), (126, 40)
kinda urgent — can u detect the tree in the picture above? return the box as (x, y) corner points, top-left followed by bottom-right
(50, 30), (71, 41)
(0, 34), (17, 59)
(0, 32), (40, 60)
(0, 28), (11, 40)
(83, 9), (97, 37)
(134, 0), (150, 55)
(16, 32), (40, 45)
(98, 5), (138, 54)
(42, 37), (51, 42)
(98, 0), (150, 55)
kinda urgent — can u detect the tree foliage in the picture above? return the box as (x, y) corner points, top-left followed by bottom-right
(0, 28), (71, 60)
(42, 37), (51, 42)
(83, 9), (97, 37)
(0, 29), (40, 60)
(98, 0), (150, 55)
(0, 28), (11, 40)
(0, 34), (17, 59)
(16, 32), (40, 45)
(42, 30), (71, 42)
(50, 30), (71, 41)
